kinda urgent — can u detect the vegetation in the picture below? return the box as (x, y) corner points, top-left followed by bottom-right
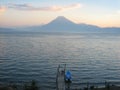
(0, 80), (120, 90)
(73, 83), (120, 90)
(24, 80), (39, 90)
(0, 80), (39, 90)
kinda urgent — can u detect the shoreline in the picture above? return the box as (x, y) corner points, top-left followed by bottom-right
(0, 81), (120, 90)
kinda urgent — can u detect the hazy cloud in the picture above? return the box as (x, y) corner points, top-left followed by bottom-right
(117, 10), (120, 14)
(8, 3), (82, 11)
(0, 6), (6, 13)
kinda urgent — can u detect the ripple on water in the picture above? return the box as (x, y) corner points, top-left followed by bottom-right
(0, 33), (120, 89)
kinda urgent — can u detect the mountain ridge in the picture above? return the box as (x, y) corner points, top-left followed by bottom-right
(31, 16), (102, 33)
(0, 16), (120, 33)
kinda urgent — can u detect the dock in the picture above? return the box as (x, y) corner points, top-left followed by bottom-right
(56, 64), (66, 90)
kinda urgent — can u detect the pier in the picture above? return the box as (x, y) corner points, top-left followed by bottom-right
(56, 64), (66, 90)
(55, 64), (120, 90)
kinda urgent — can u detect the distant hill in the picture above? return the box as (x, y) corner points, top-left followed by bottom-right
(27, 16), (120, 33)
(0, 27), (15, 33)
(29, 16), (102, 33)
(102, 27), (120, 33)
(0, 16), (120, 33)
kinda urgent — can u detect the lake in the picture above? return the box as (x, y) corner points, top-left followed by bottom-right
(0, 32), (120, 89)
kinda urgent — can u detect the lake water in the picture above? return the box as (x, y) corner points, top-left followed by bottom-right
(0, 33), (120, 89)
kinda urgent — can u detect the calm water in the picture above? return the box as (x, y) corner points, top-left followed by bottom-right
(0, 33), (120, 89)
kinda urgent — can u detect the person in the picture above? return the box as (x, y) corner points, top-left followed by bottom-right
(65, 70), (72, 83)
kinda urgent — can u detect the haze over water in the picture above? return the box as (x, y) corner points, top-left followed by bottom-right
(0, 33), (120, 89)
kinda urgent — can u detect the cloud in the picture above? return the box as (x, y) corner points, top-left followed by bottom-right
(0, 6), (6, 13)
(117, 10), (120, 14)
(8, 3), (82, 11)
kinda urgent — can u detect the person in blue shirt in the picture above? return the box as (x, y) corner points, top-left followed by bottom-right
(65, 70), (72, 83)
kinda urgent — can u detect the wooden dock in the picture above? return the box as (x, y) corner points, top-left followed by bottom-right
(56, 65), (66, 90)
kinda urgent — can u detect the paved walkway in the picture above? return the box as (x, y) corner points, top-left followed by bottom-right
(56, 65), (66, 90)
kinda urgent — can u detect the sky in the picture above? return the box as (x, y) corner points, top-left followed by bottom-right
(0, 0), (120, 27)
